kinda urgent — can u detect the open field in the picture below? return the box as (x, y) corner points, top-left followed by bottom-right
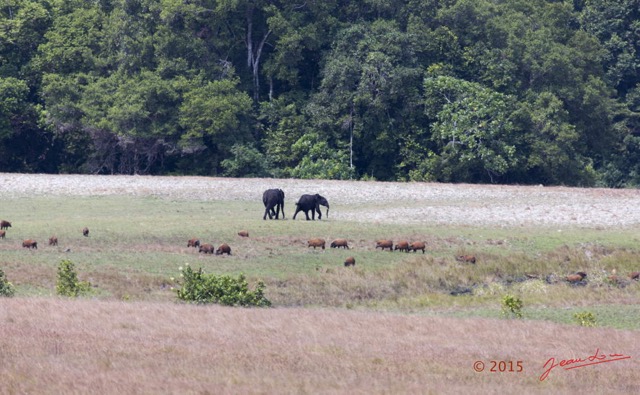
(1, 173), (640, 393)
(2, 298), (639, 394)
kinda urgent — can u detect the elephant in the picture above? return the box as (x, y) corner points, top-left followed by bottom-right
(263, 189), (285, 220)
(293, 194), (329, 220)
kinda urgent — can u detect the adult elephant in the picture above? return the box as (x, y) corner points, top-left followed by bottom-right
(263, 188), (285, 220)
(293, 194), (329, 220)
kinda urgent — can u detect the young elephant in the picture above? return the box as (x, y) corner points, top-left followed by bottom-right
(216, 243), (232, 255)
(330, 239), (349, 249)
(293, 194), (329, 220)
(307, 238), (326, 249)
(199, 243), (215, 254)
(49, 236), (58, 246)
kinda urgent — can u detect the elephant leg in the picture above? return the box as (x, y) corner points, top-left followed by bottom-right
(305, 210), (311, 220)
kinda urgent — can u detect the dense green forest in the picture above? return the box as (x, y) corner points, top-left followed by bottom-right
(1, 0), (639, 186)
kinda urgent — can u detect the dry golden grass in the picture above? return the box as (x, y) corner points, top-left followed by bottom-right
(1, 298), (638, 394)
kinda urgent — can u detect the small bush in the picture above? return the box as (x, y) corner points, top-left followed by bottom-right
(56, 260), (91, 297)
(501, 294), (524, 319)
(573, 311), (597, 327)
(0, 268), (15, 297)
(175, 265), (271, 307)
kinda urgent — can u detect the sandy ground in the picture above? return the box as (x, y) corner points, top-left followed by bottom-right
(2, 172), (640, 228)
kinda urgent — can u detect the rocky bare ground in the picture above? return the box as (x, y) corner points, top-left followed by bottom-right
(2, 172), (640, 228)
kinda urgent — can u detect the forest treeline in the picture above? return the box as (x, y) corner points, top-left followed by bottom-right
(1, 0), (639, 186)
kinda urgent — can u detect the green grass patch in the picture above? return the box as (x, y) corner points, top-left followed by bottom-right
(1, 195), (639, 329)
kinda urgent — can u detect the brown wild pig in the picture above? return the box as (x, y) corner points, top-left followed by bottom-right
(49, 236), (58, 246)
(0, 230), (5, 239)
(0, 220), (11, 230)
(199, 243), (215, 254)
(216, 243), (232, 255)
(308, 238), (326, 249)
(330, 238), (349, 249)
(344, 256), (356, 267)
(187, 238), (200, 248)
(375, 240), (393, 251)
(566, 272), (587, 283)
(456, 255), (476, 264)
(237, 230), (249, 237)
(82, 227), (89, 237)
(22, 239), (37, 249)
(410, 241), (426, 253)
(629, 271), (639, 280)
(394, 241), (409, 252)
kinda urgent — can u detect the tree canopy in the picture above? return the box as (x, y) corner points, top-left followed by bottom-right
(1, 0), (639, 186)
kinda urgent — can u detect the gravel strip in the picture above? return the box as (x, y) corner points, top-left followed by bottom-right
(2, 173), (640, 228)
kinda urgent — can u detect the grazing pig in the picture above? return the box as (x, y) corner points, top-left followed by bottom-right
(199, 243), (215, 254)
(375, 240), (393, 251)
(216, 243), (232, 255)
(456, 255), (476, 264)
(82, 227), (89, 237)
(0, 220), (11, 230)
(629, 271), (639, 280)
(410, 241), (426, 253)
(566, 272), (587, 284)
(0, 230), (5, 239)
(344, 256), (356, 267)
(187, 238), (200, 248)
(394, 241), (410, 252)
(49, 236), (58, 246)
(308, 238), (326, 250)
(237, 230), (249, 237)
(330, 238), (349, 249)
(22, 239), (37, 249)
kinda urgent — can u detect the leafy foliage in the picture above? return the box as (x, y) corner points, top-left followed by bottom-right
(1, 0), (639, 186)
(175, 265), (271, 307)
(501, 294), (524, 319)
(56, 259), (91, 297)
(0, 267), (15, 297)
(573, 311), (597, 327)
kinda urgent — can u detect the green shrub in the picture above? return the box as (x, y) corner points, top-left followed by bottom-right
(56, 259), (91, 297)
(0, 268), (15, 297)
(174, 265), (271, 307)
(573, 311), (597, 327)
(501, 294), (524, 319)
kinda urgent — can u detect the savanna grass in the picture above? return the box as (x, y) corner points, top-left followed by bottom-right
(1, 194), (640, 328)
